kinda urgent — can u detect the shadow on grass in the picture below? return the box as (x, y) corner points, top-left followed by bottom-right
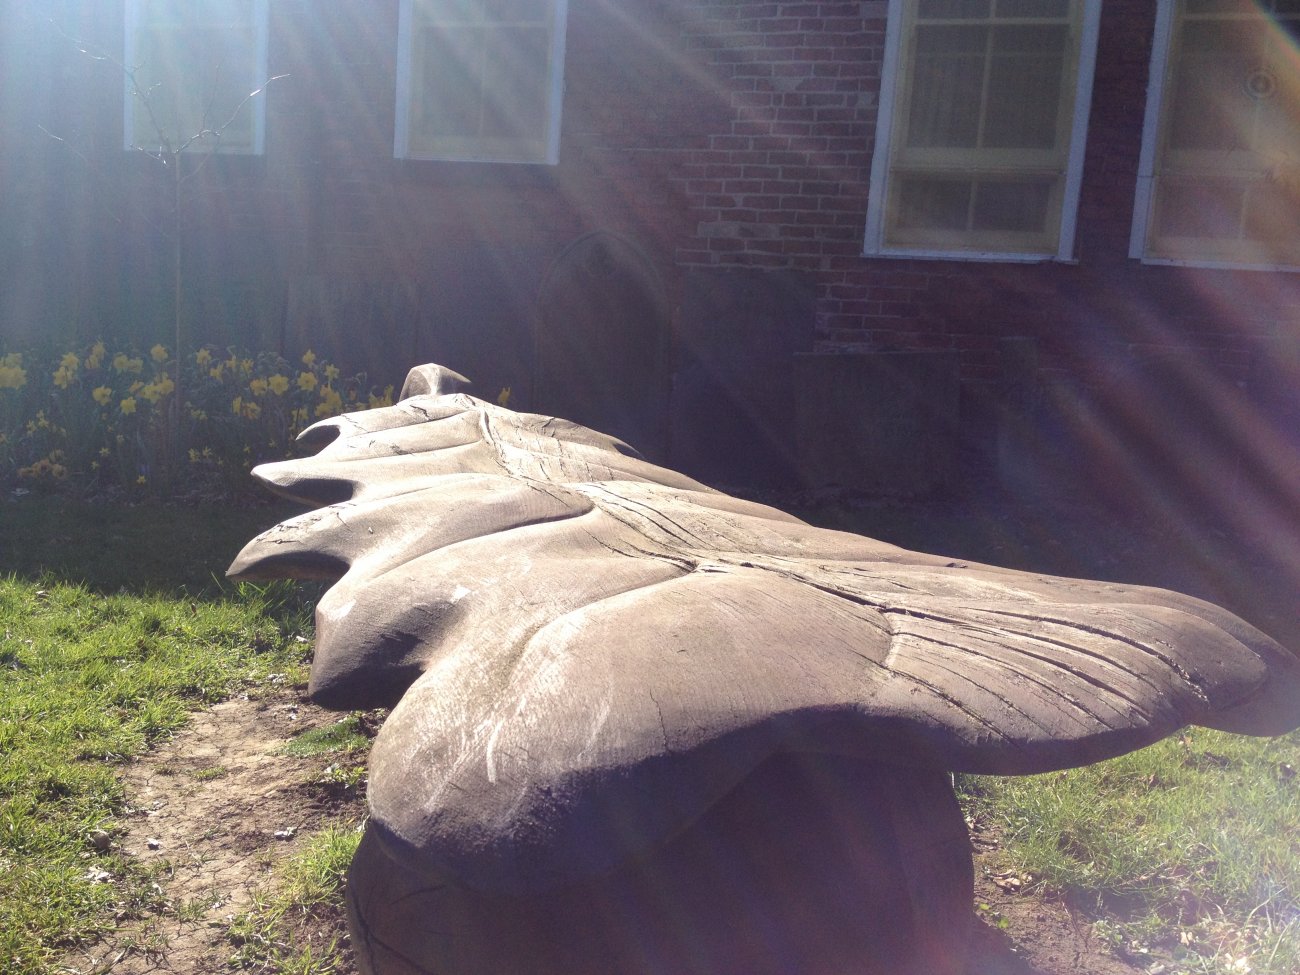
(0, 495), (308, 599)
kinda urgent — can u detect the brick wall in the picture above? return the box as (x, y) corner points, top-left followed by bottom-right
(4, 0), (1299, 449)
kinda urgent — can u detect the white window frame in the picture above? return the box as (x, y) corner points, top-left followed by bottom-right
(122, 0), (270, 156)
(1129, 0), (1300, 271)
(394, 0), (568, 165)
(864, 0), (1101, 262)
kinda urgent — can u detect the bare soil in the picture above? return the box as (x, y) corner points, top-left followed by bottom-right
(57, 683), (366, 975)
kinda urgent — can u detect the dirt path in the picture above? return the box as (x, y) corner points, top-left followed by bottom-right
(57, 685), (366, 975)
(58, 685), (1150, 975)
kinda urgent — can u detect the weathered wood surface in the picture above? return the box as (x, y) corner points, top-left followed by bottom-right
(229, 363), (1300, 902)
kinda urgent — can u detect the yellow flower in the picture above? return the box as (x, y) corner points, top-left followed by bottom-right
(324, 364), (339, 381)
(0, 360), (28, 390)
(315, 385), (343, 417)
(232, 396), (244, 415)
(150, 344), (168, 363)
(240, 358), (254, 375)
(268, 374), (290, 396)
(155, 376), (174, 396)
(243, 400), (262, 420)
(111, 354), (143, 374)
(140, 383), (162, 404)
(249, 378), (268, 397)
(60, 352), (80, 371)
(210, 364), (225, 381)
(195, 348), (213, 367)
(52, 365), (73, 388)
(297, 371), (318, 392)
(119, 397), (137, 415)
(92, 386), (113, 406)
(136, 475), (146, 486)
(497, 386), (512, 408)
(99, 447), (110, 457)
(301, 349), (317, 366)
(86, 342), (106, 369)
(129, 381), (144, 394)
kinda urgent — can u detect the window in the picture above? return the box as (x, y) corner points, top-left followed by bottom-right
(1132, 0), (1300, 268)
(123, 0), (269, 155)
(395, 0), (568, 164)
(865, 0), (1100, 260)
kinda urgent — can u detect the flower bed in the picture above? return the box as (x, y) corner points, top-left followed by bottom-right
(0, 342), (390, 498)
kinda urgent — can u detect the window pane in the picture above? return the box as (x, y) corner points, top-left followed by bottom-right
(1242, 179), (1300, 243)
(917, 0), (991, 18)
(897, 178), (973, 229)
(480, 26), (550, 140)
(972, 179), (1053, 231)
(132, 0), (257, 151)
(403, 0), (563, 162)
(995, 0), (1069, 17)
(1166, 23), (1257, 151)
(907, 26), (987, 148)
(1154, 178), (1245, 238)
(984, 26), (1066, 148)
(482, 0), (551, 22)
(416, 26), (487, 138)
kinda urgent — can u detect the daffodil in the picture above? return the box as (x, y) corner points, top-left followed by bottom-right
(297, 371), (318, 392)
(316, 384), (343, 417)
(302, 349), (317, 366)
(120, 397), (137, 415)
(112, 354), (143, 374)
(60, 352), (79, 371)
(0, 358), (27, 389)
(86, 342), (106, 369)
(150, 344), (168, 363)
(268, 374), (290, 396)
(249, 378), (268, 397)
(195, 348), (213, 367)
(324, 363), (339, 381)
(92, 386), (113, 406)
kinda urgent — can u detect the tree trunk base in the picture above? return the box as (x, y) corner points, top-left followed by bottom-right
(347, 754), (973, 975)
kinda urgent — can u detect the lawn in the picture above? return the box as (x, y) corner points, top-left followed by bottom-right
(2, 492), (1296, 975)
(0, 495), (335, 974)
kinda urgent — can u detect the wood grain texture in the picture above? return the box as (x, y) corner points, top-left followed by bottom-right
(228, 366), (1300, 894)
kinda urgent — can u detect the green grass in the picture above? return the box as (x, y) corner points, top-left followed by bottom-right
(226, 824), (363, 974)
(960, 730), (1300, 973)
(0, 496), (318, 975)
(284, 714), (374, 758)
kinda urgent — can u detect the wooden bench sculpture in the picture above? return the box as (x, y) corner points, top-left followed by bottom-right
(229, 363), (1300, 975)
